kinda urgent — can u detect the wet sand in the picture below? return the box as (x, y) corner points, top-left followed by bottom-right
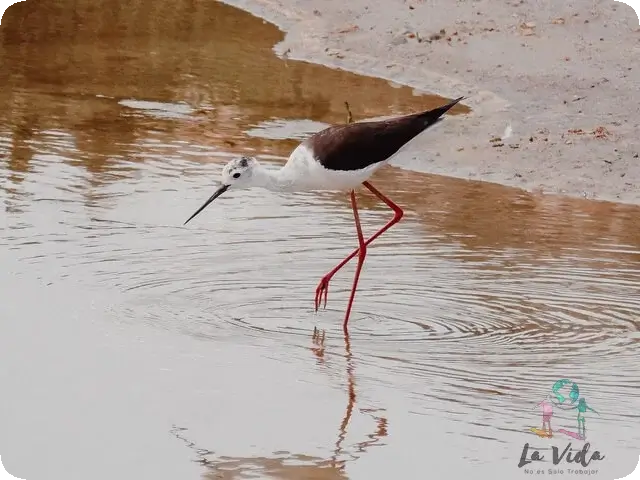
(221, 0), (640, 205)
(1, 1), (640, 480)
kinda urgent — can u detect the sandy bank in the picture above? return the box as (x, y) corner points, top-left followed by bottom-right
(221, 0), (640, 205)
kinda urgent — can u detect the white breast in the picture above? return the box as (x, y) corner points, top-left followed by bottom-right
(280, 144), (387, 192)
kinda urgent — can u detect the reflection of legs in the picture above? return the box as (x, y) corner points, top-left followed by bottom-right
(333, 334), (355, 470)
(311, 327), (326, 363)
(329, 333), (389, 467)
(356, 409), (388, 452)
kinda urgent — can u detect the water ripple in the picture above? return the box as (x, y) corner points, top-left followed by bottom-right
(3, 116), (640, 465)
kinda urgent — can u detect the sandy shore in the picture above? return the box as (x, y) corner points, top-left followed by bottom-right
(221, 0), (639, 205)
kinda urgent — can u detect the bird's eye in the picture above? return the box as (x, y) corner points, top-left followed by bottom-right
(232, 172), (241, 179)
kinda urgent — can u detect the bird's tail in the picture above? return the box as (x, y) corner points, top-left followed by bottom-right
(418, 96), (465, 129)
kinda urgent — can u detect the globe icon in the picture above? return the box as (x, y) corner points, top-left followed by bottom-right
(550, 379), (580, 409)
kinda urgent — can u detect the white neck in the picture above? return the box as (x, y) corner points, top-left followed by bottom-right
(250, 163), (296, 192)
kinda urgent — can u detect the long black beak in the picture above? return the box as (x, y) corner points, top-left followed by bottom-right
(183, 184), (229, 225)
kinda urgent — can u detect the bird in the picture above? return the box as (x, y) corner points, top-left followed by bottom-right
(183, 96), (465, 333)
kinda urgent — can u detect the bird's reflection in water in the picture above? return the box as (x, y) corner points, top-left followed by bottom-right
(329, 331), (387, 461)
(171, 330), (387, 479)
(311, 326), (327, 364)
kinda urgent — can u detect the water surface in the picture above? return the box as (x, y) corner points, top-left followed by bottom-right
(1, 1), (639, 479)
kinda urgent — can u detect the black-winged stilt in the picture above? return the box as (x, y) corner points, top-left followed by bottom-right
(184, 96), (464, 332)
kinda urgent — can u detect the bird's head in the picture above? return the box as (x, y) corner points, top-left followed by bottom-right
(220, 155), (259, 188)
(183, 156), (259, 225)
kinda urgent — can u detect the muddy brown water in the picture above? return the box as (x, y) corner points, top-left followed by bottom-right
(1, 1), (639, 479)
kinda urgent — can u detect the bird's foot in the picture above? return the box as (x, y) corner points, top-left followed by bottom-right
(314, 273), (333, 311)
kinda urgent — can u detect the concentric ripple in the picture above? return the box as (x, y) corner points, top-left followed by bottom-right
(5, 152), (638, 363)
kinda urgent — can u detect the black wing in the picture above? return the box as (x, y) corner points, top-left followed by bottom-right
(307, 96), (464, 171)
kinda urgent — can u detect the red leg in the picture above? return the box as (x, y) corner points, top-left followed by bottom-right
(314, 181), (404, 325)
(343, 189), (367, 332)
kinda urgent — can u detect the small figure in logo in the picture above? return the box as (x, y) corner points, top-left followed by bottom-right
(571, 397), (598, 440)
(535, 397), (554, 436)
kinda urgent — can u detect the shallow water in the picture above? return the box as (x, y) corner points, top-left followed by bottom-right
(1, 1), (639, 479)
